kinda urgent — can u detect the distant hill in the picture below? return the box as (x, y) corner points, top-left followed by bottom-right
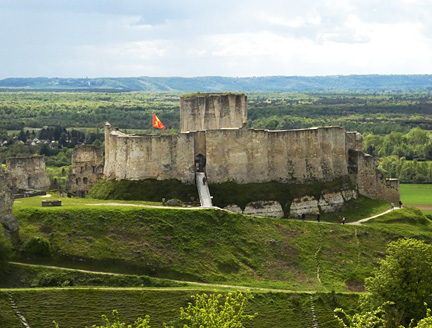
(1, 75), (432, 92)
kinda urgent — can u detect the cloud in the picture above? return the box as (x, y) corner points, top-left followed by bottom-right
(0, 0), (432, 77)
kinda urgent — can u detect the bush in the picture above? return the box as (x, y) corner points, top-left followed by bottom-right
(21, 236), (52, 258)
(0, 232), (12, 272)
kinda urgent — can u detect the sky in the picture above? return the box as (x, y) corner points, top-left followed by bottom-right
(0, 0), (432, 78)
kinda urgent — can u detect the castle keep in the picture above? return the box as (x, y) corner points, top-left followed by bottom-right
(104, 93), (399, 216)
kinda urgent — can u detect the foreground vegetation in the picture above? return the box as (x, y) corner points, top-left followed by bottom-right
(1, 192), (432, 327)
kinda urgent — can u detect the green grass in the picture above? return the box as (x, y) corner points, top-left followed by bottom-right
(318, 196), (390, 223)
(362, 207), (432, 240)
(0, 289), (358, 328)
(13, 193), (163, 209)
(400, 184), (432, 205)
(0, 263), (186, 289)
(11, 195), (427, 293)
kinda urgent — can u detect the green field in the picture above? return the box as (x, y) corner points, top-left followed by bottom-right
(400, 184), (432, 215)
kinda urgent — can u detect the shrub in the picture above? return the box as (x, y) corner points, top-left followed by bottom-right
(21, 236), (52, 258)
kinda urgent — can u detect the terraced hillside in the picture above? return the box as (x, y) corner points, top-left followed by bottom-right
(1, 195), (431, 327)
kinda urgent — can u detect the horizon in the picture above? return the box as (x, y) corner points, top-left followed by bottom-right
(2, 73), (432, 80)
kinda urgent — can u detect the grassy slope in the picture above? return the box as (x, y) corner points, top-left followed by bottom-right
(12, 196), (430, 292)
(5, 197), (431, 328)
(1, 289), (359, 328)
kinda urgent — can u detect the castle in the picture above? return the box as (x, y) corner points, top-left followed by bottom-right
(104, 93), (399, 217)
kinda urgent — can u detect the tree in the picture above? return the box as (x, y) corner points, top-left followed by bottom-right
(362, 239), (432, 327)
(165, 291), (256, 328)
(53, 310), (150, 328)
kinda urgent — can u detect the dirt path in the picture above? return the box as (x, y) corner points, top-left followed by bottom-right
(6, 262), (311, 294)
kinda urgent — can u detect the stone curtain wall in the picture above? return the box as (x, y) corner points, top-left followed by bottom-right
(5, 156), (50, 192)
(105, 124), (349, 184)
(205, 127), (348, 183)
(180, 93), (247, 133)
(104, 123), (195, 182)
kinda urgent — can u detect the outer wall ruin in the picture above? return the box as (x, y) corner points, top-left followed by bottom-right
(5, 156), (50, 193)
(0, 172), (19, 233)
(104, 93), (400, 215)
(66, 144), (104, 197)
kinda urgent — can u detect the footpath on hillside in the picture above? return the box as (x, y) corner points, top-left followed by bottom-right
(84, 200), (401, 224)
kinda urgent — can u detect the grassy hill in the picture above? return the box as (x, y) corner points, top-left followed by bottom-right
(3, 195), (432, 327)
(10, 196), (431, 291)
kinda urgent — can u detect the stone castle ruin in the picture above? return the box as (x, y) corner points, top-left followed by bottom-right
(0, 171), (19, 233)
(104, 93), (399, 217)
(5, 156), (50, 194)
(66, 144), (104, 197)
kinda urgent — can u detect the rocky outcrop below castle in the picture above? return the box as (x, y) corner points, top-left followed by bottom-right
(0, 173), (19, 233)
(223, 190), (358, 218)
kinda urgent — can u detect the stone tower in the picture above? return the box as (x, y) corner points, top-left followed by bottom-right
(66, 144), (104, 197)
(180, 93), (247, 132)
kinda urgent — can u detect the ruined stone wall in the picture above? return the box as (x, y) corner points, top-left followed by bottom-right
(104, 123), (195, 183)
(0, 172), (18, 233)
(66, 144), (104, 197)
(346, 131), (363, 151)
(205, 127), (348, 183)
(6, 156), (50, 192)
(180, 93), (247, 133)
(349, 150), (400, 204)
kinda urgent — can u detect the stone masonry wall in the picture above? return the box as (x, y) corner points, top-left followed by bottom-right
(205, 126), (348, 183)
(66, 144), (104, 197)
(0, 172), (18, 233)
(6, 156), (50, 192)
(105, 124), (349, 184)
(180, 93), (247, 133)
(349, 150), (400, 204)
(104, 123), (196, 183)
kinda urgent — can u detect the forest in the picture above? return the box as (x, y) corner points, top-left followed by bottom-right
(0, 90), (431, 183)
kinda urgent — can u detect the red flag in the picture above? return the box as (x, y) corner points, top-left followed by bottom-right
(153, 114), (166, 129)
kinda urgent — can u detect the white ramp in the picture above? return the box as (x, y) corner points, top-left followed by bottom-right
(196, 172), (213, 207)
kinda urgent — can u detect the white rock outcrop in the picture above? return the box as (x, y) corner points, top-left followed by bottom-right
(243, 201), (284, 218)
(289, 196), (319, 218)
